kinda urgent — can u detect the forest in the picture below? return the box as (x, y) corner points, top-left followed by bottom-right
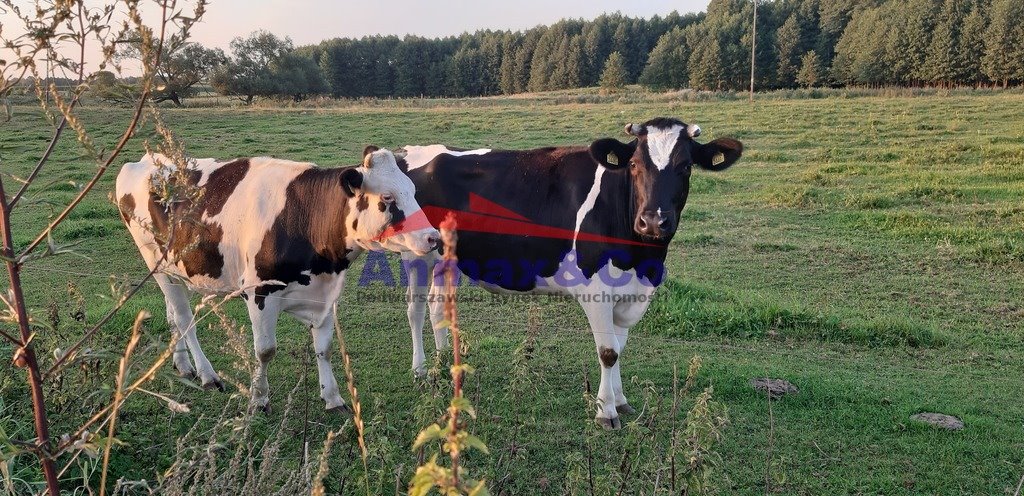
(301, 0), (1024, 98)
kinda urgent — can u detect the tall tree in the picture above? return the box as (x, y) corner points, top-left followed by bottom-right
(982, 0), (1024, 87)
(498, 35), (523, 95)
(774, 14), (803, 88)
(271, 52), (329, 101)
(688, 33), (727, 90)
(923, 0), (969, 86)
(639, 27), (689, 90)
(119, 40), (226, 106)
(816, 0), (854, 72)
(528, 26), (563, 91)
(210, 31), (294, 103)
(449, 46), (483, 97)
(600, 51), (628, 90)
(833, 6), (890, 86)
(511, 30), (540, 93)
(796, 50), (823, 87)
(581, 17), (612, 86)
(551, 35), (585, 89)
(959, 3), (987, 86)
(611, 20), (644, 83)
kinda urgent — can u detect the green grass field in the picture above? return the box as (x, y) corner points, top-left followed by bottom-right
(1, 92), (1023, 494)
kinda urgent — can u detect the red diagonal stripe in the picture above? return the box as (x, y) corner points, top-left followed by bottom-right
(374, 208), (434, 241)
(468, 193), (531, 221)
(376, 196), (660, 248)
(421, 206), (659, 247)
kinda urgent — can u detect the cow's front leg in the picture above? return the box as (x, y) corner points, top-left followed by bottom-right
(311, 319), (350, 413)
(612, 325), (635, 416)
(612, 295), (651, 416)
(245, 294), (279, 413)
(582, 300), (621, 429)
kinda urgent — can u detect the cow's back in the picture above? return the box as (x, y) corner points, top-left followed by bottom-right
(116, 154), (313, 293)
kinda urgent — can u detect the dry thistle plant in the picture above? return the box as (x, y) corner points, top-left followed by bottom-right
(0, 1), (214, 494)
(114, 381), (327, 495)
(409, 213), (490, 496)
(673, 355), (729, 495)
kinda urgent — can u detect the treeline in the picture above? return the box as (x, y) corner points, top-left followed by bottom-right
(29, 0), (1024, 105)
(301, 11), (704, 98)
(299, 0), (1024, 98)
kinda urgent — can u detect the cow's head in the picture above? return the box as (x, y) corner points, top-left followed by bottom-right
(589, 118), (743, 241)
(342, 146), (440, 256)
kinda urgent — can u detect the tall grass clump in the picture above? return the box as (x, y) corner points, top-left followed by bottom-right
(410, 214), (490, 495)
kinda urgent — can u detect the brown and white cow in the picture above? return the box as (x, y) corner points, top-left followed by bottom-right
(116, 148), (439, 412)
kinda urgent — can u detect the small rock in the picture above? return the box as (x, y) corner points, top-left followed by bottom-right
(750, 377), (798, 400)
(909, 412), (964, 431)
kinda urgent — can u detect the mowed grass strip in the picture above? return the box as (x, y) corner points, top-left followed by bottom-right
(0, 92), (1022, 494)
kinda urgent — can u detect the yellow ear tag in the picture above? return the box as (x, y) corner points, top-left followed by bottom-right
(712, 152), (726, 166)
(606, 153), (619, 165)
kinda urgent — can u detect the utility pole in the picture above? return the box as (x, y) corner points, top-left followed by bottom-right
(750, 0), (757, 102)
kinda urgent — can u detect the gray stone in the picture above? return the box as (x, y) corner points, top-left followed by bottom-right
(750, 377), (798, 400)
(910, 412), (964, 431)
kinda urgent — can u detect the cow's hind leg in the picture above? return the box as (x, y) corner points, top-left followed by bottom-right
(245, 294), (279, 412)
(310, 317), (350, 413)
(582, 300), (621, 429)
(402, 251), (434, 377)
(165, 298), (194, 379)
(155, 275), (222, 390)
(427, 260), (450, 352)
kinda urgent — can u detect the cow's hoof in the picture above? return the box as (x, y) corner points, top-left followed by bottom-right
(259, 402), (272, 414)
(328, 404), (354, 417)
(616, 403), (637, 416)
(173, 363), (196, 380)
(202, 378), (225, 392)
(412, 367), (427, 380)
(595, 416), (621, 430)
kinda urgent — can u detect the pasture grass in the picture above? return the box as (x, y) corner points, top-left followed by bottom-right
(1, 91), (1023, 494)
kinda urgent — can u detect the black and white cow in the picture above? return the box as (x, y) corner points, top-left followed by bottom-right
(116, 148), (439, 412)
(396, 118), (742, 429)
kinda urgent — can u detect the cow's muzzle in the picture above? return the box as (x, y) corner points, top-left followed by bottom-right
(635, 210), (673, 240)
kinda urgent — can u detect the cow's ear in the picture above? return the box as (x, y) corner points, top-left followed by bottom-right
(363, 145), (380, 158)
(693, 138), (743, 172)
(589, 138), (636, 169)
(340, 167), (363, 196)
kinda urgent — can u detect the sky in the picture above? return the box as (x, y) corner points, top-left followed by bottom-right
(2, 0), (711, 77)
(188, 0), (711, 49)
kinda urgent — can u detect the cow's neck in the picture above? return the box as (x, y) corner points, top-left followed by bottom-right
(288, 168), (354, 263)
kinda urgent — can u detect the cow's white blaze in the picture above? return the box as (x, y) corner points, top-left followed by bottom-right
(645, 124), (684, 170)
(402, 144), (491, 170)
(572, 166), (606, 252)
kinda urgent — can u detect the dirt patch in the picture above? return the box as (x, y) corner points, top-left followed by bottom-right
(910, 412), (964, 430)
(750, 377), (799, 400)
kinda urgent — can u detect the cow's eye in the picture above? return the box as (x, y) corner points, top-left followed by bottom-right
(381, 193), (395, 203)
